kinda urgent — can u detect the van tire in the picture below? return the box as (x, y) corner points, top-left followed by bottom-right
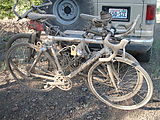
(46, 0), (94, 31)
(136, 49), (151, 62)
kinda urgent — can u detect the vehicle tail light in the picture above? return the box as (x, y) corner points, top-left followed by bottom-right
(146, 5), (156, 24)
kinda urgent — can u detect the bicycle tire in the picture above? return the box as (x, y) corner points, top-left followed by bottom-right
(117, 50), (138, 64)
(6, 43), (57, 92)
(6, 33), (32, 50)
(88, 57), (153, 110)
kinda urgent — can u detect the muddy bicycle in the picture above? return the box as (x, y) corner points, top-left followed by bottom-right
(5, 9), (153, 110)
(6, 0), (59, 49)
(7, 0), (138, 63)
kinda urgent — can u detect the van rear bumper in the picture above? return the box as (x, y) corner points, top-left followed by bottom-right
(126, 37), (153, 53)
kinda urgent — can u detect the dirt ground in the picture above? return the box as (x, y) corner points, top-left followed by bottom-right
(1, 24), (160, 120)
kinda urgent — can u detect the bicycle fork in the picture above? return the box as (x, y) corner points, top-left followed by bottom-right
(107, 63), (119, 90)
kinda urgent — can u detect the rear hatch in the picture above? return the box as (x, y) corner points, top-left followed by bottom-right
(96, 0), (144, 36)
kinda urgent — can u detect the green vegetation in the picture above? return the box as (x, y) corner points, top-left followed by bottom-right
(0, 0), (43, 19)
(149, 25), (160, 79)
(157, 6), (160, 13)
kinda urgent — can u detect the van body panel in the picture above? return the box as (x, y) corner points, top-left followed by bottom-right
(97, 0), (143, 4)
(92, 0), (156, 54)
(96, 0), (156, 4)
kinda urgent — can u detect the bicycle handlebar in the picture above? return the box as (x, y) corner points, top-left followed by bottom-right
(13, 0), (52, 20)
(103, 15), (140, 52)
(13, 0), (21, 19)
(104, 33), (129, 52)
(81, 13), (140, 38)
(114, 15), (140, 37)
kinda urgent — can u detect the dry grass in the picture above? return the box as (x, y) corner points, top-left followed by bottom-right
(0, 18), (30, 41)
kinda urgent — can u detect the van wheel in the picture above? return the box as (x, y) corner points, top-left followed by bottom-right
(136, 49), (151, 62)
(46, 0), (94, 31)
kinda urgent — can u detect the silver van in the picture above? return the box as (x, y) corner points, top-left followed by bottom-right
(47, 0), (156, 62)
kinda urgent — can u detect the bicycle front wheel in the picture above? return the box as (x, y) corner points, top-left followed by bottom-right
(88, 57), (153, 110)
(6, 43), (57, 92)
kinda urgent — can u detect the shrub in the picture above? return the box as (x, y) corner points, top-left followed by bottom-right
(0, 0), (43, 19)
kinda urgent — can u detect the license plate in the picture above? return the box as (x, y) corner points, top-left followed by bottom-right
(109, 8), (128, 19)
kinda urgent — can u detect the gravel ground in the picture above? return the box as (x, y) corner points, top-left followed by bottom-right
(1, 24), (160, 120)
(1, 70), (160, 120)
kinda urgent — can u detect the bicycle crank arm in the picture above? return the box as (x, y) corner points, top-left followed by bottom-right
(30, 73), (56, 81)
(30, 73), (68, 86)
(46, 81), (65, 86)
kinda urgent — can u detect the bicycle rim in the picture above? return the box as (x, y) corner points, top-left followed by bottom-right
(6, 43), (57, 92)
(6, 33), (32, 50)
(88, 57), (153, 110)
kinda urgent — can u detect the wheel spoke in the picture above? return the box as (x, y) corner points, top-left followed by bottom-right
(88, 58), (153, 110)
(6, 43), (57, 92)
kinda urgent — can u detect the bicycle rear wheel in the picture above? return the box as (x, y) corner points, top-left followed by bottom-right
(5, 43), (57, 92)
(88, 57), (153, 110)
(6, 33), (32, 50)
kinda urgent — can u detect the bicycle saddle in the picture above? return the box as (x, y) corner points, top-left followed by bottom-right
(27, 12), (56, 20)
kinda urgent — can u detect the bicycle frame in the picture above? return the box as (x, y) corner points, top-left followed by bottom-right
(28, 44), (111, 78)
(27, 33), (123, 89)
